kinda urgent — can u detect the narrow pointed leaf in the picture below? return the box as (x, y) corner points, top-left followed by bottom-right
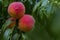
(12, 33), (20, 40)
(32, 1), (41, 13)
(2, 28), (13, 40)
(2, 19), (12, 32)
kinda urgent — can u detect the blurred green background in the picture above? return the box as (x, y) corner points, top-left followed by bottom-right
(1, 0), (60, 40)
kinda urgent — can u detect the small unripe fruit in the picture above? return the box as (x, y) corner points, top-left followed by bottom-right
(7, 17), (16, 28)
(18, 14), (35, 32)
(8, 2), (25, 19)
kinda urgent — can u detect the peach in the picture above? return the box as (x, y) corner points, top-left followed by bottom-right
(7, 17), (16, 28)
(8, 2), (25, 19)
(18, 14), (35, 32)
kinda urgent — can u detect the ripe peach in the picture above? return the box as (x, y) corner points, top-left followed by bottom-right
(8, 2), (25, 19)
(18, 14), (35, 32)
(7, 17), (16, 28)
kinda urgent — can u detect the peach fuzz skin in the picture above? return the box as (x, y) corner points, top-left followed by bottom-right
(18, 14), (35, 32)
(8, 2), (25, 19)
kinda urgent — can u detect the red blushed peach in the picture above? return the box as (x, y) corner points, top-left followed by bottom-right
(8, 2), (25, 19)
(7, 17), (16, 28)
(18, 14), (35, 32)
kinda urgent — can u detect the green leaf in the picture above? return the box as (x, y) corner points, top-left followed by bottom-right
(12, 33), (20, 40)
(32, 1), (41, 14)
(2, 28), (13, 40)
(41, 0), (48, 7)
(22, 33), (27, 40)
(2, 19), (12, 32)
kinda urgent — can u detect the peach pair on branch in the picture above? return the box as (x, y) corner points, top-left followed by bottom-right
(7, 2), (35, 32)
